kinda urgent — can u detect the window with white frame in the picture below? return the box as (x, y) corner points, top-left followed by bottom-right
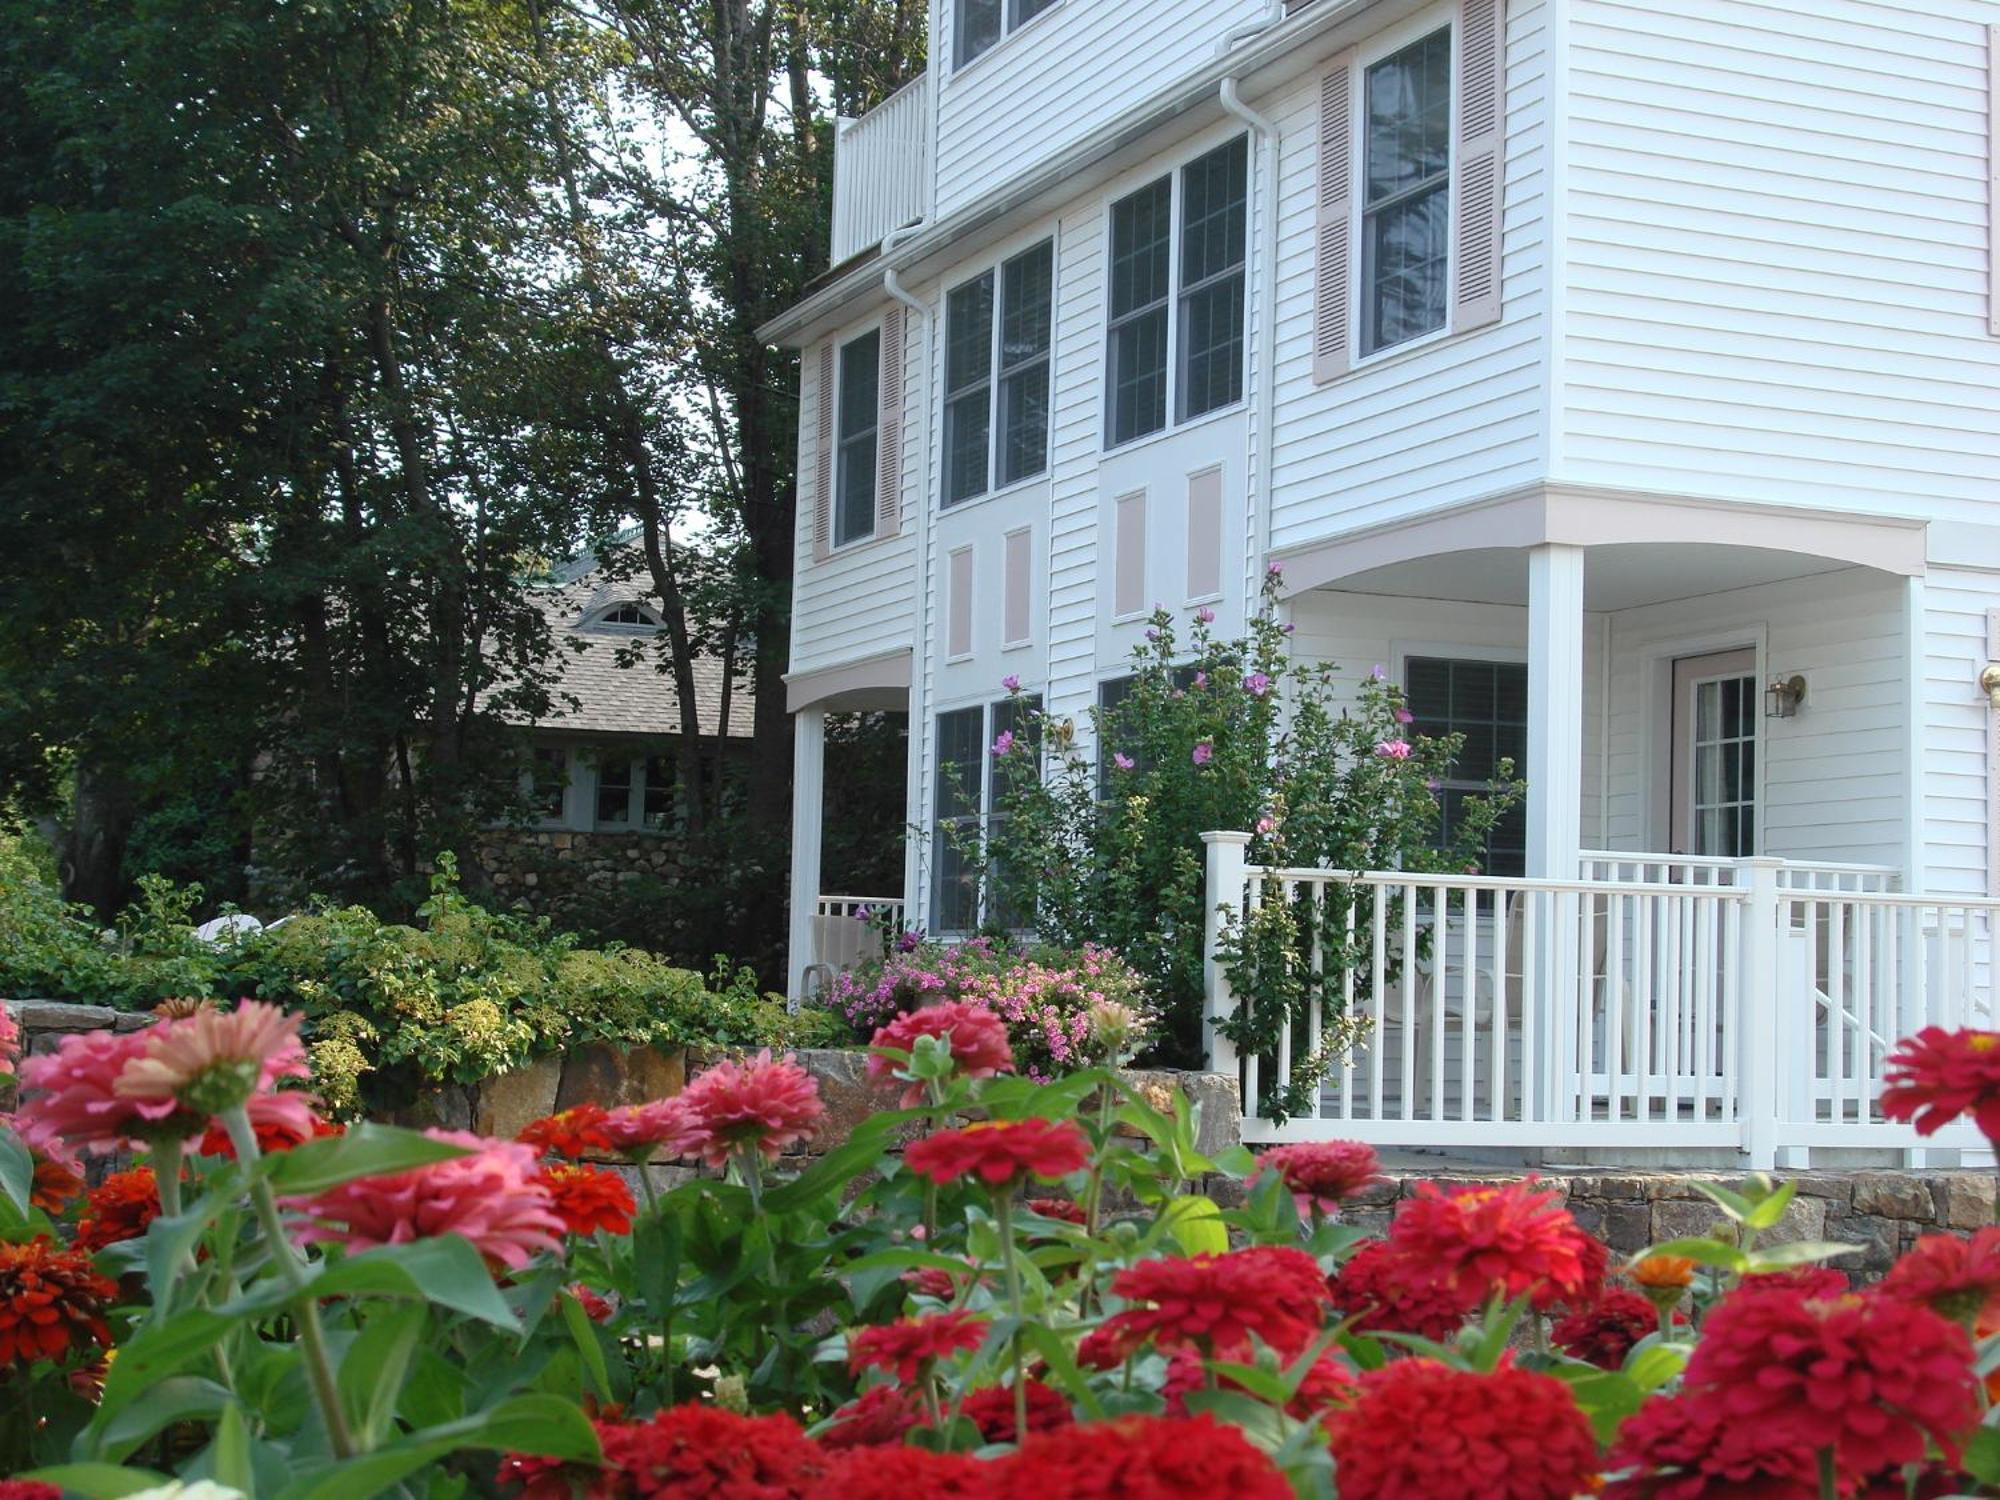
(1405, 656), (1526, 876)
(1106, 137), (1248, 448)
(955, 0), (1059, 69)
(528, 746), (569, 823)
(932, 695), (1041, 932)
(1361, 27), (1452, 356)
(591, 752), (679, 832)
(589, 602), (661, 631)
(943, 240), (1054, 506)
(834, 328), (880, 548)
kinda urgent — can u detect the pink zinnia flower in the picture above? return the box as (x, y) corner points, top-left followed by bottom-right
(1113, 753), (1136, 771)
(1374, 739), (1412, 760)
(118, 1000), (312, 1120)
(0, 1006), (17, 1078)
(675, 1051), (826, 1168)
(599, 1097), (697, 1161)
(1191, 741), (1213, 766)
(867, 1002), (1014, 1106)
(18, 1029), (199, 1156)
(287, 1129), (564, 1270)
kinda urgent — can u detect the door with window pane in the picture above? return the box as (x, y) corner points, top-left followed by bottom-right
(1670, 650), (1757, 858)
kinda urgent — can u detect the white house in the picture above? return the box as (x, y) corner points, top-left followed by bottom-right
(762, 0), (2000, 1165)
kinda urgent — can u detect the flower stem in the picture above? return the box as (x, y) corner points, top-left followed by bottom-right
(224, 1106), (357, 1460)
(994, 1188), (1028, 1443)
(153, 1137), (184, 1221)
(1817, 1447), (1839, 1500)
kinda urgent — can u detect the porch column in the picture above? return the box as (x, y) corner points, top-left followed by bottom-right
(787, 708), (827, 1002)
(1527, 544), (1586, 879)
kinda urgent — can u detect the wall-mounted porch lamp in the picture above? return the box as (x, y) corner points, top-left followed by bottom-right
(1981, 663), (2000, 709)
(1764, 675), (1807, 720)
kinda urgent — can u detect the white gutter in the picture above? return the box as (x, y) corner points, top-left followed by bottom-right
(1216, 0), (1285, 56)
(1218, 76), (1282, 603)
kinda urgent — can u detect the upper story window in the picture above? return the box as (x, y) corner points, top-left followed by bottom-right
(835, 329), (881, 547)
(956, 0), (1059, 69)
(586, 601), (662, 632)
(1362, 27), (1452, 356)
(943, 240), (1054, 506)
(1106, 137), (1248, 448)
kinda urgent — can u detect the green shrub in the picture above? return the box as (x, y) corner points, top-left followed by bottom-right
(0, 844), (225, 1006)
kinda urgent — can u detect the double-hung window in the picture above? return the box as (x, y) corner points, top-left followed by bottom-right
(529, 747), (569, 823)
(932, 695), (1042, 931)
(1106, 137), (1247, 448)
(956, 0), (1059, 69)
(943, 240), (1053, 506)
(1361, 27), (1452, 356)
(1405, 656), (1526, 876)
(592, 753), (679, 832)
(834, 329), (880, 547)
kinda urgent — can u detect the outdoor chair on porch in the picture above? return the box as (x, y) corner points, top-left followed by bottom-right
(798, 913), (885, 1003)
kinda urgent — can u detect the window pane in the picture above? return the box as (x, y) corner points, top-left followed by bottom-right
(531, 748), (567, 821)
(1179, 274), (1245, 419)
(1000, 243), (1053, 369)
(944, 391), (991, 505)
(838, 330), (879, 439)
(1364, 28), (1451, 205)
(1109, 179), (1172, 320)
(835, 330), (880, 546)
(643, 755), (676, 830)
(1364, 183), (1448, 352)
(957, 0), (1002, 65)
(933, 707), (985, 931)
(945, 274), (994, 394)
(1010, 0), (1056, 24)
(1180, 138), (1247, 288)
(1108, 306), (1168, 446)
(595, 759), (633, 826)
(837, 436), (876, 545)
(1405, 657), (1528, 877)
(998, 363), (1050, 485)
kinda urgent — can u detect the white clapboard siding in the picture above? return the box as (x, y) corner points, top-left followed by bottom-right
(1045, 195), (1110, 725)
(1560, 0), (2000, 518)
(1921, 566), (1999, 901)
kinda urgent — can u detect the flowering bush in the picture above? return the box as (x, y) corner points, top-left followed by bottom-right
(6, 1006), (2000, 1499)
(821, 935), (1150, 1078)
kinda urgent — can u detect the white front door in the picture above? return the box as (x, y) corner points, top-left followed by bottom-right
(1670, 649), (1758, 858)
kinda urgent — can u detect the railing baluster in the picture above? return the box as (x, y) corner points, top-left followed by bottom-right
(1371, 884), (1387, 1121)
(1401, 884), (1418, 1122)
(1461, 887), (1477, 1122)
(1339, 888), (1356, 1121)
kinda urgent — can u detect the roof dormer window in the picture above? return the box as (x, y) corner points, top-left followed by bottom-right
(585, 601), (663, 633)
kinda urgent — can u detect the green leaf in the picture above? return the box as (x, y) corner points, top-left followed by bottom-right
(1641, 1237), (1750, 1272)
(1744, 1240), (1863, 1270)
(316, 1237), (522, 1331)
(339, 1300), (429, 1449)
(0, 1126), (35, 1220)
(1158, 1195), (1229, 1258)
(276, 1393), (600, 1500)
(80, 1375), (236, 1464)
(210, 1400), (255, 1491)
(1687, 1180), (1756, 1221)
(21, 1464), (173, 1498)
(762, 1114), (898, 1215)
(1966, 1426), (2000, 1486)
(1562, 1370), (1645, 1444)
(88, 1310), (243, 1437)
(1020, 1323), (1106, 1421)
(1624, 1340), (1690, 1393)
(559, 1291), (616, 1406)
(265, 1123), (474, 1196)
(1741, 1180), (1798, 1232)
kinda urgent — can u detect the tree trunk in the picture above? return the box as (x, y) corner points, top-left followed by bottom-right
(60, 753), (137, 919)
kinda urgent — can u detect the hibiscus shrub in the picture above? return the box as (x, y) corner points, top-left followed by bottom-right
(6, 1001), (2000, 1497)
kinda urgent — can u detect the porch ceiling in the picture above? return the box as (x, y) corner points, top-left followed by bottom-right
(1331, 543), (1858, 612)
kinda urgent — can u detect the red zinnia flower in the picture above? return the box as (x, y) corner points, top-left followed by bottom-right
(1162, 1346), (1357, 1422)
(1074, 1325), (1126, 1370)
(1553, 1288), (1679, 1369)
(0, 1484), (62, 1500)
(676, 1050), (827, 1168)
(998, 1413), (1292, 1500)
(811, 1445), (993, 1499)
(597, 1403), (825, 1498)
(568, 1284), (615, 1323)
(1100, 1245), (1332, 1360)
(1387, 1179), (1594, 1308)
(74, 1166), (162, 1252)
(0, 1237), (116, 1367)
(519, 1103), (616, 1160)
(902, 1263), (972, 1302)
(1682, 1285), (1978, 1476)
(1881, 1229), (2000, 1326)
(1737, 1265), (1850, 1299)
(1326, 1357), (1599, 1500)
(197, 1111), (342, 1159)
(1252, 1140), (1382, 1217)
(541, 1163), (637, 1237)
(961, 1379), (1073, 1443)
(867, 1001), (1015, 1106)
(1605, 1390), (1821, 1499)
(848, 1310), (989, 1380)
(1883, 1026), (2000, 1140)
(1329, 1238), (1474, 1342)
(901, 1118), (1091, 1189)
(818, 1384), (922, 1450)
(1025, 1196), (1087, 1225)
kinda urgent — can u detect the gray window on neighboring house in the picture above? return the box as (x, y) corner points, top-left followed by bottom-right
(530, 747), (568, 822)
(1362, 27), (1453, 356)
(595, 756), (635, 827)
(1405, 656), (1527, 877)
(1178, 137), (1248, 421)
(1107, 177), (1173, 446)
(957, 0), (1058, 68)
(835, 329), (880, 547)
(642, 754), (677, 831)
(944, 240), (1054, 506)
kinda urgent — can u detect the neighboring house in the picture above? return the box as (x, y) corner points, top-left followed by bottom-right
(476, 538), (752, 911)
(763, 0), (2000, 1164)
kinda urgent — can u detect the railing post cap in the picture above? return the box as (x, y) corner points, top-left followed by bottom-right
(1201, 830), (1254, 846)
(1741, 856), (1787, 869)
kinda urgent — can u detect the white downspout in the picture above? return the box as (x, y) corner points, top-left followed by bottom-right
(1216, 0), (1284, 57)
(880, 225), (932, 929)
(1218, 76), (1281, 618)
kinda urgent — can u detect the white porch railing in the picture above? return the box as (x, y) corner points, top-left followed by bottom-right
(831, 76), (930, 264)
(797, 895), (904, 1004)
(1202, 834), (1995, 1165)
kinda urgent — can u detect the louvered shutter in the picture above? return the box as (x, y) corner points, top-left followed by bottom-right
(1312, 53), (1356, 384)
(876, 308), (905, 539)
(1452, 0), (1506, 332)
(1987, 26), (1999, 337)
(812, 343), (834, 562)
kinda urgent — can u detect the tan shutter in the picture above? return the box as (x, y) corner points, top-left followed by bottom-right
(876, 308), (905, 538)
(1988, 26), (1999, 337)
(1312, 53), (1356, 384)
(1453, 0), (1507, 332)
(812, 343), (834, 562)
